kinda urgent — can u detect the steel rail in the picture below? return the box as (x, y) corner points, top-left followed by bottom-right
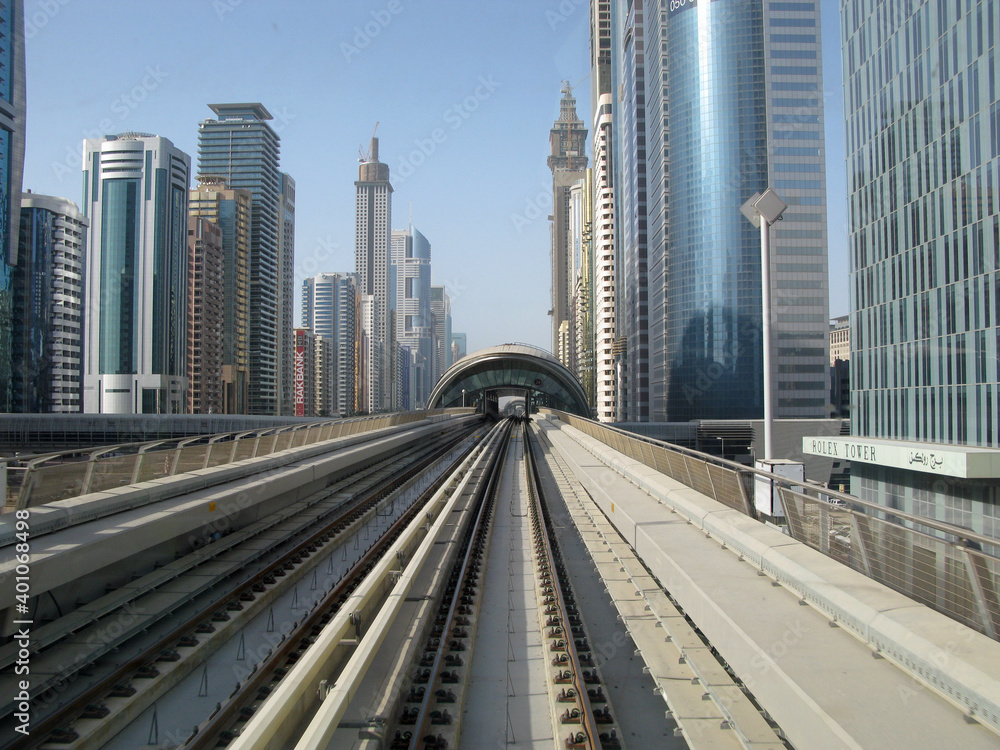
(9, 428), (477, 750)
(403, 420), (511, 748)
(183, 435), (480, 750)
(523, 421), (602, 750)
(244, 420), (509, 750)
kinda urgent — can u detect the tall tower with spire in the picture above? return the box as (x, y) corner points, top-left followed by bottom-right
(355, 133), (393, 412)
(548, 83), (588, 364)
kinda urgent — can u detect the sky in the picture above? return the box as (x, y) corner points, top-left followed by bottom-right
(21, 0), (850, 356)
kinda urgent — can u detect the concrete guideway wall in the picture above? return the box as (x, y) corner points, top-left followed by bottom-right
(545, 417), (1000, 745)
(0, 415), (481, 618)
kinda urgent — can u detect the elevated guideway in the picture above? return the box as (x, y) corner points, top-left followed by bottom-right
(3, 409), (1000, 749)
(533, 415), (1000, 750)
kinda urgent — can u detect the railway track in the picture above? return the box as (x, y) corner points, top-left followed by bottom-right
(390, 419), (511, 749)
(5, 425), (481, 749)
(522, 422), (622, 749)
(381, 420), (625, 749)
(180, 429), (492, 750)
(16, 417), (668, 749)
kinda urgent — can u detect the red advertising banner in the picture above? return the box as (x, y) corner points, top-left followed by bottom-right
(294, 345), (306, 417)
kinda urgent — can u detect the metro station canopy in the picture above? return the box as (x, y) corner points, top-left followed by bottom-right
(426, 344), (591, 417)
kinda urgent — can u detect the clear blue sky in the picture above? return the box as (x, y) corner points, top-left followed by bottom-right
(21, 0), (849, 355)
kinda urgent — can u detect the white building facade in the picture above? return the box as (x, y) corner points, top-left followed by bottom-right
(82, 133), (190, 414)
(592, 93), (616, 422)
(355, 137), (393, 411)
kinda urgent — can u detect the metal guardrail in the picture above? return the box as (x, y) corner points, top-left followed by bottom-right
(549, 411), (1000, 642)
(5, 409), (475, 511)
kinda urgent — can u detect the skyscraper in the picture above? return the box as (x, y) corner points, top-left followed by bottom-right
(13, 194), (88, 413)
(391, 225), (434, 408)
(359, 294), (379, 414)
(189, 175), (252, 414)
(450, 332), (467, 364)
(548, 84), (588, 364)
(611, 0), (648, 421)
(82, 133), (191, 414)
(301, 272), (359, 417)
(198, 104), (284, 415)
(631, 1), (829, 422)
(591, 0), (617, 422)
(569, 176), (593, 401)
(355, 135), (393, 411)
(430, 285), (452, 385)
(803, 1), (1000, 535)
(278, 172), (295, 415)
(0, 1), (26, 412)
(593, 96), (616, 422)
(187, 217), (224, 414)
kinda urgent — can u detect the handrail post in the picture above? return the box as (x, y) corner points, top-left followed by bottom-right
(963, 547), (999, 639)
(16, 465), (36, 511)
(81, 452), (101, 496)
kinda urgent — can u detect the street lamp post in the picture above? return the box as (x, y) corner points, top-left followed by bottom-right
(461, 389), (466, 407)
(741, 188), (787, 462)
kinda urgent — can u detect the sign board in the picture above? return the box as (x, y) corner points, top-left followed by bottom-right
(294, 345), (306, 417)
(802, 436), (1000, 479)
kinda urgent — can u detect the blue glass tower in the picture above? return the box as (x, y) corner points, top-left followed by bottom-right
(391, 225), (434, 408)
(198, 104), (283, 415)
(0, 1), (25, 412)
(640, 0), (829, 422)
(82, 134), (191, 414)
(612, 0), (649, 421)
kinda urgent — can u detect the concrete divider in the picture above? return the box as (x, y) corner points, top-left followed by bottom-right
(557, 421), (1000, 736)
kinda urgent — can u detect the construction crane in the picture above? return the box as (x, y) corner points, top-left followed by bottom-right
(565, 73), (590, 94)
(358, 121), (380, 162)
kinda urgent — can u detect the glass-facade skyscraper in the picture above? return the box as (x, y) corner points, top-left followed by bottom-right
(189, 176), (252, 414)
(14, 194), (88, 413)
(638, 0), (830, 422)
(0, 1), (25, 412)
(301, 272), (359, 418)
(430, 285), (452, 385)
(805, 1), (1000, 537)
(82, 134), (191, 414)
(391, 225), (433, 408)
(611, 0), (648, 422)
(198, 103), (284, 416)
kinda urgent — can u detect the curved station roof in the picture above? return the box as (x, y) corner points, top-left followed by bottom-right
(426, 343), (591, 417)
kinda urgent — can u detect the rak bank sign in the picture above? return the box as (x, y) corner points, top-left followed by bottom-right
(294, 346), (306, 417)
(802, 436), (1000, 480)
